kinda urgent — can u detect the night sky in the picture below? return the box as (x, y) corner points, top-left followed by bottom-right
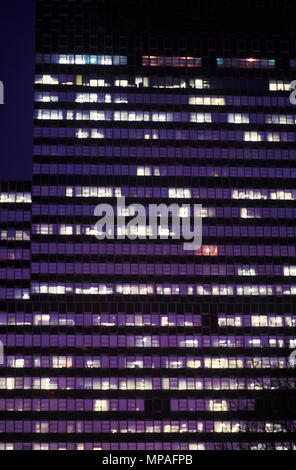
(0, 0), (35, 180)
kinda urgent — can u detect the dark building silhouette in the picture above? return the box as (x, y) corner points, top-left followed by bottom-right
(0, 0), (296, 451)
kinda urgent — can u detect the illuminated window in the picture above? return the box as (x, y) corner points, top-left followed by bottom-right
(269, 80), (290, 91)
(217, 57), (275, 68)
(142, 56), (201, 67)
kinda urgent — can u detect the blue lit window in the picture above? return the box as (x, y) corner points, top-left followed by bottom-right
(216, 58), (275, 69)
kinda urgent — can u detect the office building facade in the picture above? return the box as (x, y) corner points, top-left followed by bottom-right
(0, 0), (296, 450)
